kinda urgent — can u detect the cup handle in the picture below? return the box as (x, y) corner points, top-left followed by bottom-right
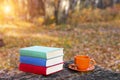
(90, 59), (96, 67)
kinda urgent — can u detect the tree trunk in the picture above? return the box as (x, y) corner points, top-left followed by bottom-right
(0, 35), (4, 47)
(97, 0), (104, 9)
(57, 0), (70, 24)
(45, 0), (55, 23)
(97, 0), (114, 9)
(84, 0), (91, 8)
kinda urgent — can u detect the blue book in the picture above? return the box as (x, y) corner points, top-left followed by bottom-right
(20, 56), (63, 67)
(20, 46), (64, 59)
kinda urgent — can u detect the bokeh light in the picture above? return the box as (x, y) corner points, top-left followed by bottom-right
(4, 5), (11, 14)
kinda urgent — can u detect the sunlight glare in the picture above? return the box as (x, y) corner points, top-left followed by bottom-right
(4, 5), (11, 14)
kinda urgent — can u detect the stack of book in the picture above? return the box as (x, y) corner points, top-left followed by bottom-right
(19, 46), (64, 75)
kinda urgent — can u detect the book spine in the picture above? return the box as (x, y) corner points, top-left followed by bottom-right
(20, 50), (47, 59)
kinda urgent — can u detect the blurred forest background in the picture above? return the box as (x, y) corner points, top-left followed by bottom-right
(0, 0), (120, 72)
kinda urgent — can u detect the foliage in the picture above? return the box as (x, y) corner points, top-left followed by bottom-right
(0, 2), (120, 73)
(67, 6), (120, 24)
(0, 20), (120, 72)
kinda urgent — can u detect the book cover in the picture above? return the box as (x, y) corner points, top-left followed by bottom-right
(20, 56), (63, 67)
(19, 63), (63, 75)
(20, 46), (63, 59)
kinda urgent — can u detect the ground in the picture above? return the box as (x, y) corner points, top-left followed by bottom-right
(0, 20), (120, 72)
(0, 60), (120, 80)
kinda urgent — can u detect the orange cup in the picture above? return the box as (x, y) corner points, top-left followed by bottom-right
(74, 55), (95, 71)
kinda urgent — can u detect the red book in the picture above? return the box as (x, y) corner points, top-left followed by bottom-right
(19, 63), (63, 75)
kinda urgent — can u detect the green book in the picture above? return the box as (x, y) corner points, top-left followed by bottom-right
(20, 46), (64, 59)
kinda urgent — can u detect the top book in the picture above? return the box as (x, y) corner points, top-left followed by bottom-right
(20, 46), (64, 59)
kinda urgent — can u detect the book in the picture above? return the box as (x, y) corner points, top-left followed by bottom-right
(19, 63), (63, 75)
(20, 56), (63, 67)
(20, 46), (63, 59)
